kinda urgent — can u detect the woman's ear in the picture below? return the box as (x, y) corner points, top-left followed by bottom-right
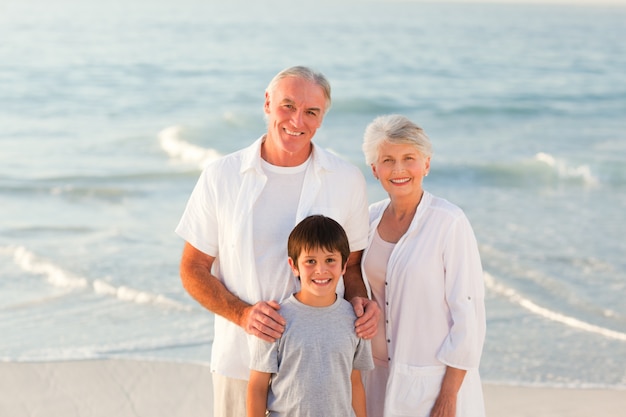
(371, 164), (379, 180)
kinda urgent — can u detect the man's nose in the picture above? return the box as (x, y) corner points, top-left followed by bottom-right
(291, 110), (303, 127)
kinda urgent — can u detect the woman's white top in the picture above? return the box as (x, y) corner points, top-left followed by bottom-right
(363, 191), (486, 417)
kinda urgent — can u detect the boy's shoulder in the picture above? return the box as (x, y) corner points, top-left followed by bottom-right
(336, 297), (357, 317)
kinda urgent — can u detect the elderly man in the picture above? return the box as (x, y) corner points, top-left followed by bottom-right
(176, 66), (379, 417)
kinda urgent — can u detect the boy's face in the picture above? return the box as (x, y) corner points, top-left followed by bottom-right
(289, 246), (346, 307)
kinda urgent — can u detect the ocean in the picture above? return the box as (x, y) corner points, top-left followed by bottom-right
(1, 0), (625, 389)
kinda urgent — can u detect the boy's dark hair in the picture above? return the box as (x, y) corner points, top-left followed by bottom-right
(288, 215), (350, 267)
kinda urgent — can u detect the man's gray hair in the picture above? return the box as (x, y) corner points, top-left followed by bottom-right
(266, 66), (332, 113)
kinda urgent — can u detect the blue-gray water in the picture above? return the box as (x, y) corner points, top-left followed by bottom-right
(1, 0), (625, 388)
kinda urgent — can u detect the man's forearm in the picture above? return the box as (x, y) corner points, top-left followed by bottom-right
(343, 250), (368, 300)
(180, 242), (250, 326)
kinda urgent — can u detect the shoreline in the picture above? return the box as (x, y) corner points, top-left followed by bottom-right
(1, 359), (624, 417)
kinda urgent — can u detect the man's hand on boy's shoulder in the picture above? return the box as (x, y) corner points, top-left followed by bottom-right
(242, 300), (286, 342)
(351, 297), (380, 339)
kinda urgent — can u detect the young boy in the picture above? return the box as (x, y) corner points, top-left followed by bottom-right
(247, 215), (374, 417)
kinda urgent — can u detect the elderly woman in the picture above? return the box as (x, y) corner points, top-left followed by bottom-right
(361, 115), (486, 417)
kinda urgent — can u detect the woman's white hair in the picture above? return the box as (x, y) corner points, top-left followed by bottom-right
(362, 114), (432, 165)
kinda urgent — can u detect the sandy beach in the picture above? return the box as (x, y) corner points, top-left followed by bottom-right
(0, 359), (624, 417)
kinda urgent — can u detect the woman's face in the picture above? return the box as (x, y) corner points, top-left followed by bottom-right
(371, 141), (430, 200)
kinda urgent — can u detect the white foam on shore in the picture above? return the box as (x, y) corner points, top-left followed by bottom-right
(158, 125), (222, 168)
(484, 272), (626, 342)
(13, 245), (88, 289)
(7, 245), (191, 312)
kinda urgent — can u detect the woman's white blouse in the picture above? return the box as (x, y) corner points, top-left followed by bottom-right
(363, 191), (486, 417)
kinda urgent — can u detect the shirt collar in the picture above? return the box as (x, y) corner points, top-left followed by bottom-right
(240, 135), (334, 175)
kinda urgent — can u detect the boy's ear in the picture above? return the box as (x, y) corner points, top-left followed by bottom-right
(288, 257), (299, 277)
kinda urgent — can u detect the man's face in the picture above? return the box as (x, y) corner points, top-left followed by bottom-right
(263, 76), (327, 165)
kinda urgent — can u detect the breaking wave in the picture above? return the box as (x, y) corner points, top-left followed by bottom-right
(484, 272), (626, 342)
(7, 245), (191, 311)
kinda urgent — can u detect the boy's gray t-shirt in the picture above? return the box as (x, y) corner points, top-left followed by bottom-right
(249, 294), (374, 417)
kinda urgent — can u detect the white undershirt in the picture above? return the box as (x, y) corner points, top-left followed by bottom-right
(252, 157), (310, 299)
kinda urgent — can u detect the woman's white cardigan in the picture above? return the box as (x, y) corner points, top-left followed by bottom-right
(363, 191), (486, 417)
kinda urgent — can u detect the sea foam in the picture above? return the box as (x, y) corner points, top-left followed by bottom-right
(8, 245), (190, 312)
(534, 152), (599, 186)
(158, 125), (222, 169)
(484, 272), (626, 342)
